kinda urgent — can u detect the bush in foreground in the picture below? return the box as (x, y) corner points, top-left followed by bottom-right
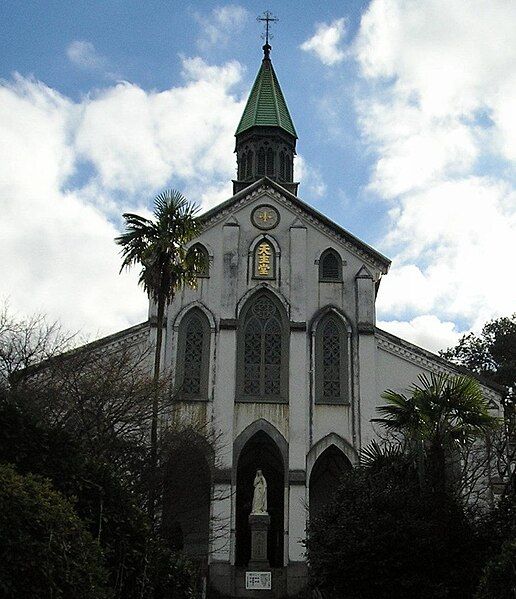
(306, 462), (482, 599)
(0, 463), (108, 599)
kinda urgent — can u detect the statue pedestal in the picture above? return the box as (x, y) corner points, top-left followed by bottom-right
(248, 513), (270, 569)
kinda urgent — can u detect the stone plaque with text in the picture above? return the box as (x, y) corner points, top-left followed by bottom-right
(246, 571), (272, 590)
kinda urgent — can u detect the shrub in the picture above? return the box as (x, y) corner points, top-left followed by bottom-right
(306, 464), (482, 599)
(0, 463), (108, 599)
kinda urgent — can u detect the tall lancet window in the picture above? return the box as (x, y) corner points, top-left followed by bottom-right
(176, 309), (210, 400)
(315, 314), (350, 404)
(238, 293), (288, 402)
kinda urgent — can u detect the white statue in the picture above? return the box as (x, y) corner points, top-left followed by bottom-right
(251, 469), (268, 515)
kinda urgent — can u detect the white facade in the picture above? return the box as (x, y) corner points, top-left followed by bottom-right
(135, 178), (501, 597)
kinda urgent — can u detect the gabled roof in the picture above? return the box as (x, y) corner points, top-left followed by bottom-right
(199, 177), (391, 273)
(236, 52), (297, 138)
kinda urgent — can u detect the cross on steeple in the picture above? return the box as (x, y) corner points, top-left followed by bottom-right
(257, 10), (279, 53)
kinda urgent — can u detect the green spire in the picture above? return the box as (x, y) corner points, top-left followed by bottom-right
(236, 45), (297, 139)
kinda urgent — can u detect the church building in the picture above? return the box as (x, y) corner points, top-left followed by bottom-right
(93, 42), (503, 597)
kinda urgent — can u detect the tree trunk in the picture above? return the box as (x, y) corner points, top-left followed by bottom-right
(149, 296), (165, 523)
(428, 437), (447, 498)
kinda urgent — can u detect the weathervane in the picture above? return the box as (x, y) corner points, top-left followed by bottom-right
(257, 10), (279, 56)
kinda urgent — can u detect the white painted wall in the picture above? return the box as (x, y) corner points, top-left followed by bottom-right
(147, 183), (502, 566)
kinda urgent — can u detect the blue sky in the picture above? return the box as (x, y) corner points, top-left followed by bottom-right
(1, 0), (515, 352)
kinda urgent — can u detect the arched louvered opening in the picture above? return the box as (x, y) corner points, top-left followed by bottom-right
(246, 150), (253, 179)
(315, 313), (350, 404)
(309, 445), (351, 521)
(266, 147), (274, 176)
(176, 309), (211, 400)
(237, 292), (288, 402)
(188, 243), (209, 278)
(285, 156), (292, 181)
(239, 152), (247, 180)
(319, 249), (342, 282)
(279, 151), (286, 180)
(258, 147), (266, 176)
(235, 430), (284, 567)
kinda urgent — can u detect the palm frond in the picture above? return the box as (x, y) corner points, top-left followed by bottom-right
(115, 189), (202, 301)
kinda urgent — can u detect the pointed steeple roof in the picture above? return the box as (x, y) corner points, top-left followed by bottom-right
(236, 45), (297, 138)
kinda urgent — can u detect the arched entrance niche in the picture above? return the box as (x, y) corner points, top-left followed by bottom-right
(234, 420), (287, 568)
(162, 431), (212, 559)
(309, 444), (352, 521)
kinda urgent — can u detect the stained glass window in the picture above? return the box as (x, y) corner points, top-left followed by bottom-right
(177, 310), (210, 399)
(183, 315), (204, 395)
(322, 319), (341, 399)
(242, 295), (283, 399)
(315, 314), (349, 404)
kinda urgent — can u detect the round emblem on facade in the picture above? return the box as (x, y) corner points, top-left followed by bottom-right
(251, 205), (280, 230)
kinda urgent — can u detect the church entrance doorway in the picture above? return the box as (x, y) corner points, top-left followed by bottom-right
(309, 445), (351, 520)
(162, 432), (211, 559)
(235, 430), (284, 567)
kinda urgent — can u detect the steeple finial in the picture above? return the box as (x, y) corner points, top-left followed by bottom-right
(257, 10), (278, 58)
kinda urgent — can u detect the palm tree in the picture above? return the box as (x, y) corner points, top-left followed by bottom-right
(116, 189), (205, 520)
(373, 372), (499, 494)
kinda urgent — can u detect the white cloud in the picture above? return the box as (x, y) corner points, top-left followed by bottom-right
(354, 0), (516, 346)
(195, 5), (248, 51)
(0, 58), (247, 337)
(74, 58), (243, 195)
(67, 40), (109, 72)
(296, 155), (327, 199)
(301, 18), (347, 66)
(378, 315), (461, 353)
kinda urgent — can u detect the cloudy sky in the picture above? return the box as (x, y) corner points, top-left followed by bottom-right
(1, 0), (515, 352)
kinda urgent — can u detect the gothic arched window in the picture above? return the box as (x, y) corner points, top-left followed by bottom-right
(258, 147), (266, 176)
(238, 293), (288, 402)
(315, 314), (349, 404)
(188, 243), (209, 278)
(176, 309), (211, 400)
(319, 248), (342, 282)
(266, 148), (274, 176)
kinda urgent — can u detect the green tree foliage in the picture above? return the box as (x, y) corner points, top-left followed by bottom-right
(475, 538), (516, 599)
(0, 463), (108, 599)
(306, 459), (483, 599)
(474, 481), (516, 599)
(441, 314), (516, 397)
(0, 393), (197, 599)
(116, 189), (204, 520)
(373, 373), (498, 494)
